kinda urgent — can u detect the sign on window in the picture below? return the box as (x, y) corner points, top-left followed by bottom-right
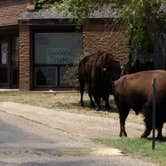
(1, 43), (8, 64)
(34, 33), (83, 65)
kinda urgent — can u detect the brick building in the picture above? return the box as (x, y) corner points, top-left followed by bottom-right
(0, 0), (129, 90)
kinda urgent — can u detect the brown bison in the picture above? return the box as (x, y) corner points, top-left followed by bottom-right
(122, 59), (154, 75)
(78, 51), (121, 110)
(113, 70), (166, 139)
(78, 52), (100, 108)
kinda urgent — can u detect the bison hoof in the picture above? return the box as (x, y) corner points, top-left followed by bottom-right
(90, 103), (95, 108)
(105, 105), (112, 111)
(80, 101), (84, 107)
(141, 131), (150, 138)
(120, 132), (127, 137)
(96, 107), (101, 111)
(81, 104), (84, 107)
(156, 135), (163, 141)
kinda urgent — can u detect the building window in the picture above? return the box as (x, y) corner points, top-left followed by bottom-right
(34, 32), (83, 88)
(1, 43), (8, 65)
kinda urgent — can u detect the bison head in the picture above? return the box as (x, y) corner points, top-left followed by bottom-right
(101, 61), (121, 94)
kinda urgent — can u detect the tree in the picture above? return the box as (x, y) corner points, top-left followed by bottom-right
(33, 0), (166, 64)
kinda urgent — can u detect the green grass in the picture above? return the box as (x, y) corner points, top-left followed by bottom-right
(96, 138), (166, 166)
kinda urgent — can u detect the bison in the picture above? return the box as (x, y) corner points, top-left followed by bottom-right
(78, 52), (100, 108)
(113, 70), (166, 139)
(122, 59), (154, 75)
(78, 51), (121, 110)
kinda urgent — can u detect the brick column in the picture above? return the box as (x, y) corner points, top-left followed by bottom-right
(19, 24), (32, 90)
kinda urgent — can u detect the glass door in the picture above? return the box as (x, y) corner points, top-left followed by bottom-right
(10, 37), (19, 88)
(0, 40), (10, 87)
(0, 37), (19, 88)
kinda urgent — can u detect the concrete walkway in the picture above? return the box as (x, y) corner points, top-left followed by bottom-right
(0, 102), (145, 139)
(0, 102), (159, 166)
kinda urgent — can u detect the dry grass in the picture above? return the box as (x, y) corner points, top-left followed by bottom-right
(0, 90), (144, 124)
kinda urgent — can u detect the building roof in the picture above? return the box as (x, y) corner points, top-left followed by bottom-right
(19, 4), (119, 23)
(19, 2), (166, 25)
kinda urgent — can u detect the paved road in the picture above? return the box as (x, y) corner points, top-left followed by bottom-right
(0, 102), (159, 166)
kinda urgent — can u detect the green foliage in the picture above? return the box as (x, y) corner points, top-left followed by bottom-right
(33, 0), (57, 8)
(33, 0), (165, 58)
(119, 0), (164, 57)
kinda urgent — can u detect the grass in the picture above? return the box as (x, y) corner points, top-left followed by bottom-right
(0, 90), (144, 123)
(96, 137), (166, 166)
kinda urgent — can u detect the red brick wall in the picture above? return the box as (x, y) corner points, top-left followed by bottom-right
(19, 24), (32, 90)
(83, 24), (129, 65)
(0, 0), (31, 90)
(0, 1), (129, 90)
(0, 0), (29, 26)
(19, 23), (129, 90)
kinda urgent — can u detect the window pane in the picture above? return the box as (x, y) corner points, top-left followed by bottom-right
(34, 67), (57, 87)
(34, 32), (83, 88)
(59, 66), (73, 87)
(34, 33), (83, 65)
(1, 43), (8, 64)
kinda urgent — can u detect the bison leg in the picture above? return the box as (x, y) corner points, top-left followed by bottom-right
(156, 122), (163, 140)
(94, 95), (101, 111)
(141, 104), (152, 138)
(79, 80), (84, 107)
(103, 95), (111, 110)
(141, 128), (151, 138)
(88, 87), (95, 108)
(142, 121), (163, 139)
(119, 107), (129, 137)
(141, 116), (152, 138)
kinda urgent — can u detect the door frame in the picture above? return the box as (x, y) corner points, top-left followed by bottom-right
(0, 38), (11, 87)
(0, 36), (19, 88)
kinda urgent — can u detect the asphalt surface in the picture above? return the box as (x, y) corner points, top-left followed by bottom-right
(0, 102), (159, 166)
